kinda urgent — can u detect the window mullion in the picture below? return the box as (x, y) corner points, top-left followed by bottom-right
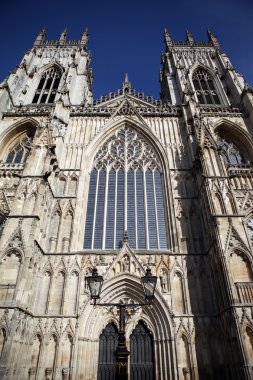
(91, 170), (99, 249)
(153, 170), (160, 249)
(102, 168), (109, 249)
(38, 76), (47, 103)
(134, 170), (138, 249)
(114, 170), (118, 250)
(46, 73), (56, 103)
(124, 144), (127, 234)
(206, 79), (215, 104)
(143, 170), (149, 249)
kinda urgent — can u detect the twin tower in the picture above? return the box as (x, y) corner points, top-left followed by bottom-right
(0, 28), (253, 380)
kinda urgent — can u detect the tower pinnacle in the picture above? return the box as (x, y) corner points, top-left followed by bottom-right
(59, 29), (67, 43)
(80, 27), (89, 47)
(164, 28), (172, 49)
(122, 73), (131, 93)
(34, 28), (46, 46)
(207, 28), (220, 50)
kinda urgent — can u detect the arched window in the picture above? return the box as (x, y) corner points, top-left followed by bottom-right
(32, 67), (61, 104)
(6, 133), (33, 164)
(83, 127), (168, 250)
(230, 251), (253, 303)
(193, 69), (221, 105)
(217, 135), (245, 164)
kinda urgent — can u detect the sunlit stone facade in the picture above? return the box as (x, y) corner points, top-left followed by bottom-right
(0, 28), (253, 379)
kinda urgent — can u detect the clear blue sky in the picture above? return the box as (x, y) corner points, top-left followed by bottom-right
(1, 0), (252, 99)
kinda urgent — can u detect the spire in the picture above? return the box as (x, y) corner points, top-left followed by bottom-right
(186, 30), (194, 44)
(59, 28), (67, 44)
(164, 28), (172, 49)
(80, 27), (89, 47)
(34, 28), (46, 46)
(122, 73), (131, 94)
(207, 29), (220, 50)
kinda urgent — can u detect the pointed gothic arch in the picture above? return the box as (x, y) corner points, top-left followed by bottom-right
(176, 333), (192, 380)
(214, 120), (253, 163)
(32, 64), (63, 104)
(189, 63), (226, 106)
(192, 67), (221, 105)
(78, 273), (175, 380)
(0, 120), (37, 164)
(83, 124), (169, 250)
(229, 250), (253, 304)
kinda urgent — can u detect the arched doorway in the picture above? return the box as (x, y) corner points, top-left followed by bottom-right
(130, 320), (155, 380)
(97, 322), (118, 380)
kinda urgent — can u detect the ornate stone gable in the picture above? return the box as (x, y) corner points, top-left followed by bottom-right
(104, 241), (147, 280)
(225, 224), (250, 254)
(70, 90), (180, 117)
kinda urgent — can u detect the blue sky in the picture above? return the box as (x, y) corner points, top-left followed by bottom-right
(1, 0), (252, 99)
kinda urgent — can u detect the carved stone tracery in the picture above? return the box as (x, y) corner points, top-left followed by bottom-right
(94, 127), (161, 171)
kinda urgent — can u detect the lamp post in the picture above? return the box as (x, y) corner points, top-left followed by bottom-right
(85, 267), (157, 380)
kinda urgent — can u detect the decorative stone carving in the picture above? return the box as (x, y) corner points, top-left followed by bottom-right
(94, 126), (161, 171)
(0, 191), (10, 215)
(45, 368), (53, 380)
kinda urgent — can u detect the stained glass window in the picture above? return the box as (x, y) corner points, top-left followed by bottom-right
(83, 127), (168, 250)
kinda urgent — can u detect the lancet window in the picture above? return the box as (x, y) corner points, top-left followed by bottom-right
(217, 136), (245, 165)
(6, 133), (33, 164)
(193, 69), (221, 105)
(32, 67), (61, 104)
(83, 127), (168, 250)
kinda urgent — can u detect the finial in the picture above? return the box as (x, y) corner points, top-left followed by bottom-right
(122, 73), (131, 93)
(207, 28), (220, 50)
(164, 28), (172, 49)
(186, 30), (194, 44)
(124, 230), (129, 243)
(34, 28), (46, 46)
(80, 27), (89, 47)
(59, 29), (67, 43)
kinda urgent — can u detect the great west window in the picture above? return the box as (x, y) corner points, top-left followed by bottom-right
(83, 127), (168, 250)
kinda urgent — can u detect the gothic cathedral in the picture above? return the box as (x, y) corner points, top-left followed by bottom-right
(0, 28), (253, 380)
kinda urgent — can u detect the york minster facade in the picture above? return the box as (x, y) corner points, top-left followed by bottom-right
(0, 28), (253, 380)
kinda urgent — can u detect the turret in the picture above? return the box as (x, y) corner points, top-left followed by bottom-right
(34, 28), (46, 46)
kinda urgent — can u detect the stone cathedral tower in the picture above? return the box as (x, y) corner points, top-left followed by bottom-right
(0, 27), (253, 380)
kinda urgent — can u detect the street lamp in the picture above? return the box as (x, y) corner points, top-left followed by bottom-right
(85, 267), (104, 304)
(85, 267), (157, 380)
